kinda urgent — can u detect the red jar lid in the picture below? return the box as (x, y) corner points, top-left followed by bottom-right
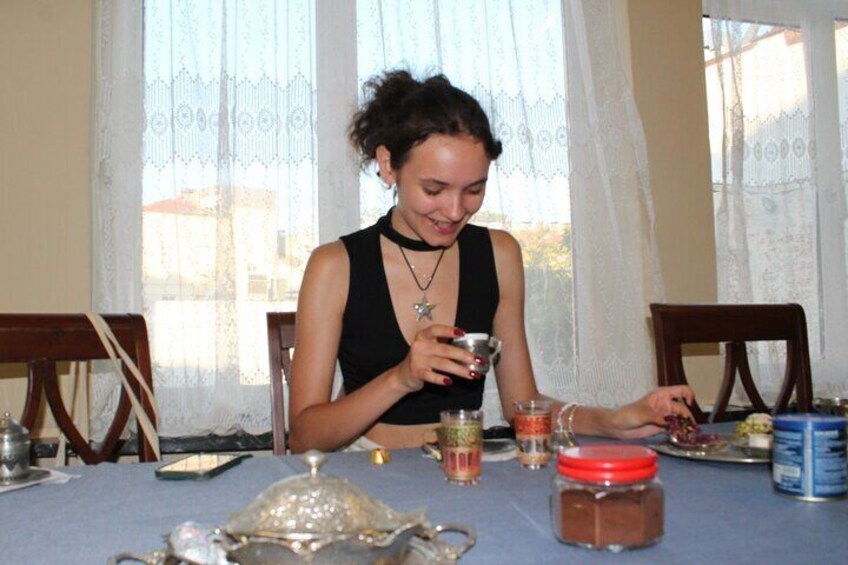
(557, 445), (658, 483)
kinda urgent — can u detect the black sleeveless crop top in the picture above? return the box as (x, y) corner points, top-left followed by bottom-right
(339, 212), (500, 425)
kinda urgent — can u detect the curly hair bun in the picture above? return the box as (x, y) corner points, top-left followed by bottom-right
(348, 70), (502, 170)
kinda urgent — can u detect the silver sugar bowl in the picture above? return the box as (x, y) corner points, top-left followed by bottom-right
(0, 412), (32, 483)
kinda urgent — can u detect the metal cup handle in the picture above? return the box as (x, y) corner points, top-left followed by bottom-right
(488, 336), (502, 357)
(427, 523), (477, 559)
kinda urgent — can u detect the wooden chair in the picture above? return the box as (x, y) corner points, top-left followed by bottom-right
(649, 303), (813, 423)
(0, 313), (158, 463)
(266, 312), (296, 455)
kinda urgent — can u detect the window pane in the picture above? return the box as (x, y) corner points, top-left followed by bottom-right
(838, 20), (848, 191)
(838, 19), (848, 330)
(703, 13), (848, 394)
(142, 1), (316, 401)
(356, 0), (574, 410)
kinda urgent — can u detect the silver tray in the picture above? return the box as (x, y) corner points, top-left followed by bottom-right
(651, 434), (770, 464)
(421, 439), (516, 463)
(0, 467), (50, 486)
(109, 527), (473, 565)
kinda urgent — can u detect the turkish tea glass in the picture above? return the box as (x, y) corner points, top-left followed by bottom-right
(514, 400), (552, 469)
(437, 410), (483, 485)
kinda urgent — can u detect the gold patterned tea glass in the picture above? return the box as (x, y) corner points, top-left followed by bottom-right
(514, 400), (552, 469)
(437, 410), (483, 485)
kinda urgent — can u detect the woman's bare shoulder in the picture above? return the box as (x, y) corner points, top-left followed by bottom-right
(306, 240), (349, 274)
(488, 228), (523, 263)
(300, 240), (349, 310)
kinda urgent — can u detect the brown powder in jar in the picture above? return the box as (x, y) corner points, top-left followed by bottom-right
(558, 485), (664, 549)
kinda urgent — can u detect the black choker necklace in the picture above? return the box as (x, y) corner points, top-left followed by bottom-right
(376, 208), (444, 252)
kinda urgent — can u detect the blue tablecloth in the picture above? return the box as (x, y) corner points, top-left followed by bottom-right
(1, 427), (846, 564)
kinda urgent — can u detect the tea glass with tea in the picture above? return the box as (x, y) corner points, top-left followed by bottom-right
(514, 400), (552, 469)
(437, 409), (483, 485)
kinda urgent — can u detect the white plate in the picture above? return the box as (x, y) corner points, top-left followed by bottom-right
(482, 438), (517, 462)
(421, 439), (517, 463)
(730, 437), (772, 459)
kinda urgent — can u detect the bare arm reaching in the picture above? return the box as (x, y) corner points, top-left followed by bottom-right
(488, 230), (695, 438)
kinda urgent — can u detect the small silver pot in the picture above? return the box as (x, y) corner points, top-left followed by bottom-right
(814, 397), (848, 418)
(0, 412), (31, 483)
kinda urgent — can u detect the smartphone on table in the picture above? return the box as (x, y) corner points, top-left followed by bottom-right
(155, 453), (252, 481)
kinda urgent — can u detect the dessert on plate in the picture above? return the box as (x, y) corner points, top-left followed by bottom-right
(735, 413), (773, 449)
(664, 415), (721, 450)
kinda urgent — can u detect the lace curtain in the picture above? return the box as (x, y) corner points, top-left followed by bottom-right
(91, 0), (661, 437)
(357, 0), (660, 421)
(704, 0), (848, 399)
(562, 0), (663, 407)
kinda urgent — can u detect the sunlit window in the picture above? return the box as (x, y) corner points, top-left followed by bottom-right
(703, 9), (848, 395)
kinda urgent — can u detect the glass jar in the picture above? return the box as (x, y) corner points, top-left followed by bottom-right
(551, 444), (664, 551)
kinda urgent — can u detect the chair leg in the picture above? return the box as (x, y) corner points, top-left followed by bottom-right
(711, 343), (739, 423)
(22, 361), (46, 430)
(736, 343), (769, 413)
(42, 362), (98, 464)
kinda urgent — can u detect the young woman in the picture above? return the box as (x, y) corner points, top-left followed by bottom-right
(288, 70), (693, 453)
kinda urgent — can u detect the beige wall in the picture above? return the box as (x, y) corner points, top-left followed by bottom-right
(628, 0), (721, 401)
(0, 0), (92, 313)
(629, 0), (717, 303)
(0, 0), (92, 419)
(0, 0), (719, 421)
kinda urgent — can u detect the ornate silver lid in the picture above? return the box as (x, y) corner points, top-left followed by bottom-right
(226, 450), (426, 538)
(0, 412), (30, 450)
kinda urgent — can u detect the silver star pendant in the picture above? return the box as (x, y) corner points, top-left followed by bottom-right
(413, 295), (437, 321)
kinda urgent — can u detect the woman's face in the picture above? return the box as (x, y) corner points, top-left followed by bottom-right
(377, 134), (491, 247)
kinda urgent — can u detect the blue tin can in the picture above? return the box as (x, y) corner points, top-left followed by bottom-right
(772, 414), (847, 501)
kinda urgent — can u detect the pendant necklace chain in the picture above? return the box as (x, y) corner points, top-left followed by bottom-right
(398, 244), (446, 321)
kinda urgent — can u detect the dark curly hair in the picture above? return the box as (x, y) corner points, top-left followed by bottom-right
(348, 70), (503, 171)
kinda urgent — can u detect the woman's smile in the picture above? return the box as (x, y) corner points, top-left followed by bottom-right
(428, 216), (461, 236)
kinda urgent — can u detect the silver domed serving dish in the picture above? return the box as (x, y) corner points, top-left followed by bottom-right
(111, 451), (475, 565)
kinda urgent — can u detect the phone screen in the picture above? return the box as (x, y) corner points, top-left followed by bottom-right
(155, 453), (250, 480)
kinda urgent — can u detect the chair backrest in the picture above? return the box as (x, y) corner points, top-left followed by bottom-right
(0, 313), (158, 463)
(266, 312), (296, 455)
(649, 303), (813, 423)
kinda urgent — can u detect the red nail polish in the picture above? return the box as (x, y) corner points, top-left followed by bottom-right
(469, 371), (479, 379)
(475, 357), (485, 365)
(443, 377), (453, 385)
(454, 328), (465, 336)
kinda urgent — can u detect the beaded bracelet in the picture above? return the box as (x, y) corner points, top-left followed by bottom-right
(567, 403), (580, 439)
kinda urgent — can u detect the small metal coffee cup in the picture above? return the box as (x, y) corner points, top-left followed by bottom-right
(452, 333), (502, 374)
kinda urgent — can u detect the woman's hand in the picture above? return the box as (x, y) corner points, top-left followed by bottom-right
(395, 325), (482, 393)
(609, 385), (696, 439)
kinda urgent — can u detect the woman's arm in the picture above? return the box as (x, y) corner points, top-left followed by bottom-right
(288, 242), (405, 452)
(572, 385), (695, 438)
(488, 229), (694, 438)
(489, 230), (542, 422)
